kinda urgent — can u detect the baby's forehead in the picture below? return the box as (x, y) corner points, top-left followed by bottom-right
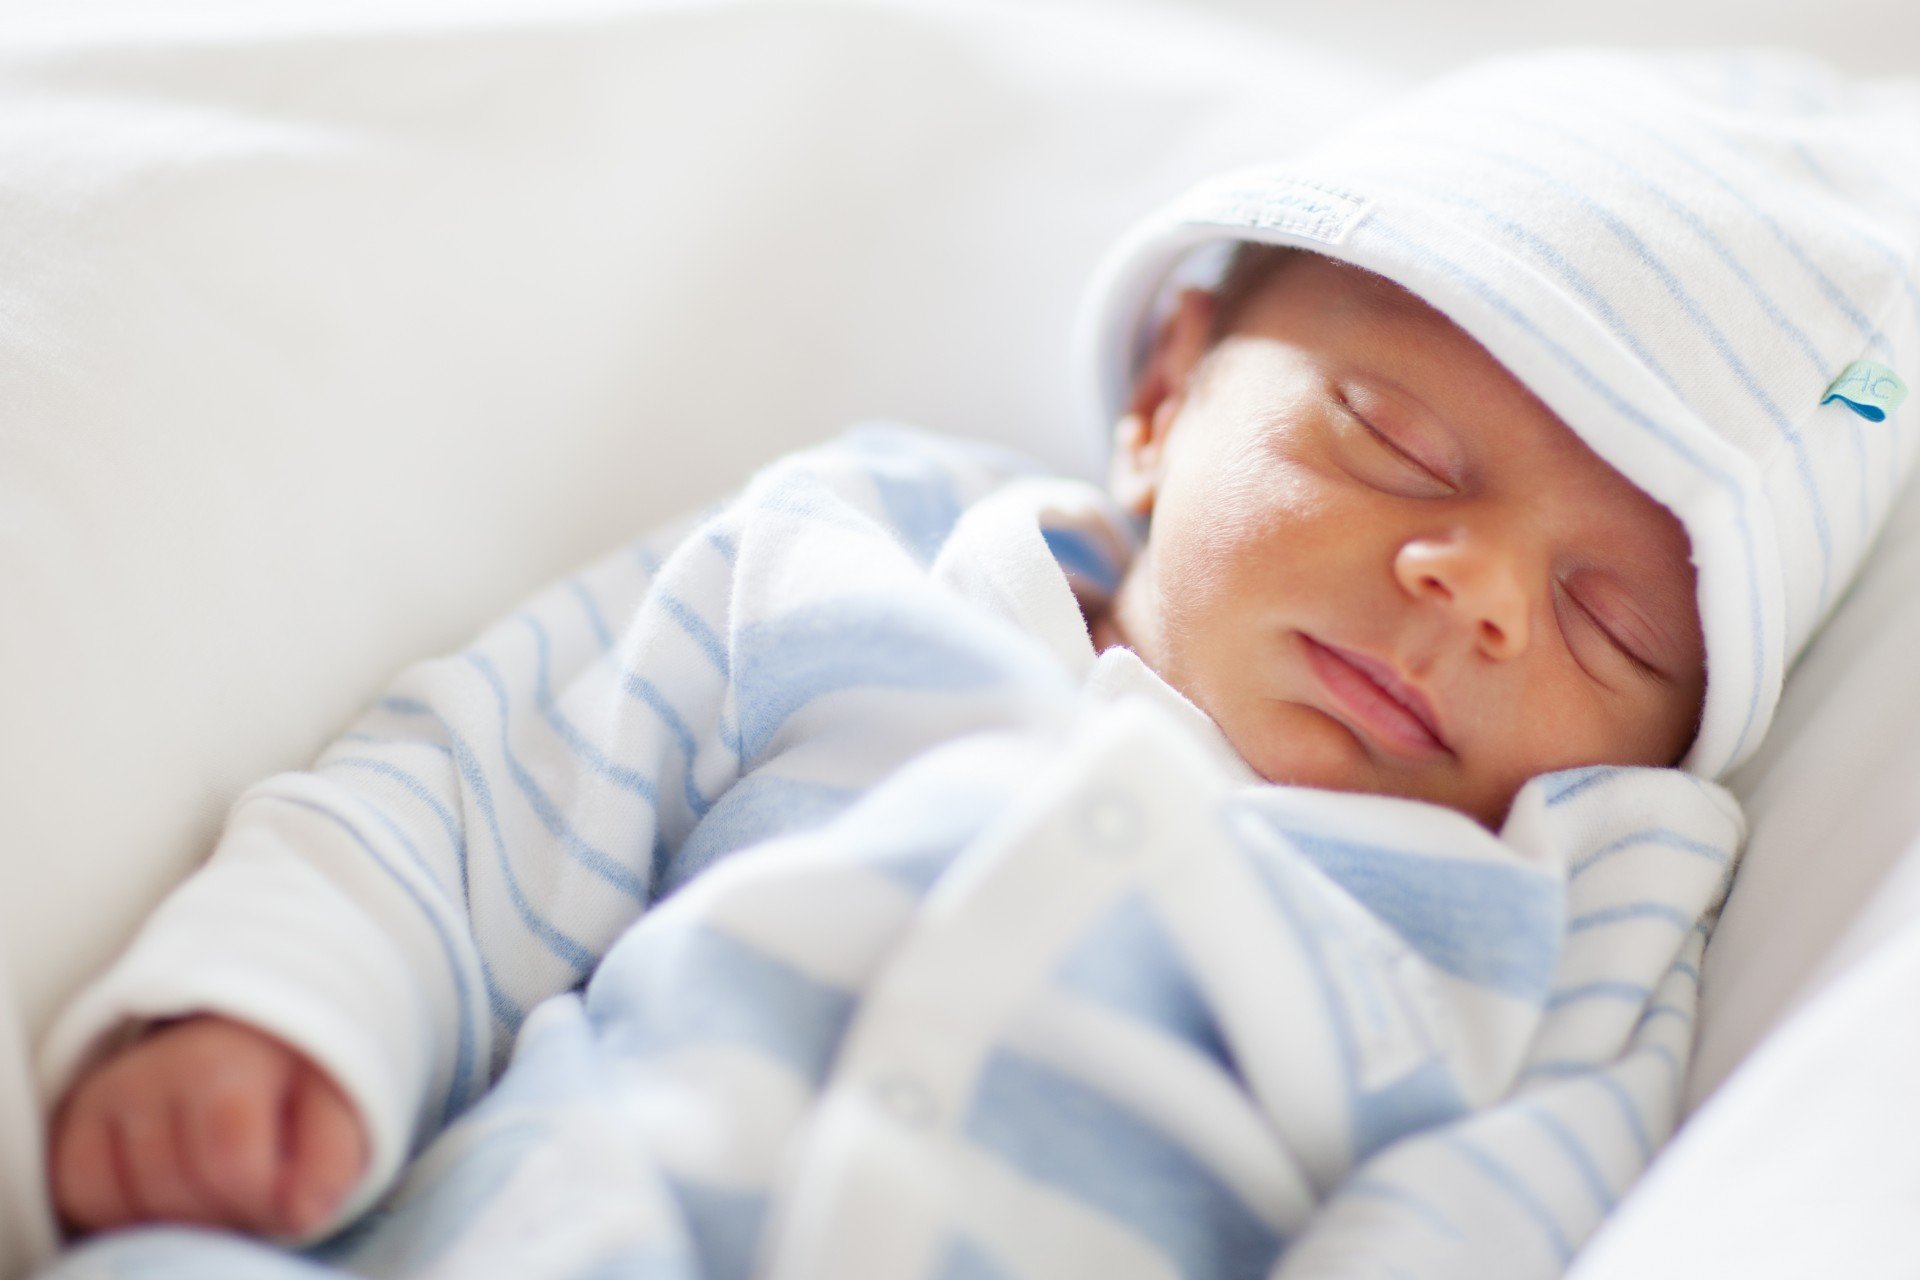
(1227, 251), (1554, 418)
(1230, 249), (1448, 330)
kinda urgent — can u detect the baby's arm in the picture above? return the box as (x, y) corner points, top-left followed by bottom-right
(39, 508), (735, 1237)
(41, 427), (1038, 1240)
(49, 1016), (364, 1236)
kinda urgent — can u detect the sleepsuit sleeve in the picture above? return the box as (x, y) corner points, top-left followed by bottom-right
(37, 423), (1047, 1231)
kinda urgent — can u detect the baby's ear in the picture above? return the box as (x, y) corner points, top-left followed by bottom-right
(1107, 413), (1158, 516)
(1111, 287), (1216, 516)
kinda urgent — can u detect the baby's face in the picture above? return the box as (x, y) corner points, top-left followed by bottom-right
(1095, 253), (1706, 827)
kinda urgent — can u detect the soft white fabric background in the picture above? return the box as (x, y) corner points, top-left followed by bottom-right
(2, 0), (1917, 1275)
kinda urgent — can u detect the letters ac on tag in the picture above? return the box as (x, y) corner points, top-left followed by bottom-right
(1821, 360), (1908, 422)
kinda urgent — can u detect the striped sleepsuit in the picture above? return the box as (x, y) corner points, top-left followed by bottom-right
(44, 427), (1742, 1280)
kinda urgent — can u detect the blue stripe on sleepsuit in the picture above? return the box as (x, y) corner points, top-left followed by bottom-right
(660, 592), (731, 679)
(264, 796), (482, 1127)
(664, 1179), (767, 1280)
(934, 1237), (1022, 1280)
(1519, 1104), (1616, 1213)
(1234, 813), (1473, 1161)
(568, 578), (617, 654)
(1639, 1042), (1684, 1089)
(1053, 896), (1232, 1072)
(1530, 1045), (1678, 1098)
(729, 597), (1013, 766)
(1568, 902), (1695, 934)
(465, 651), (648, 902)
(328, 785), (499, 1113)
(1637, 1003), (1692, 1034)
(870, 463), (964, 564)
(337, 731), (455, 758)
(520, 614), (662, 806)
(1342, 1178), (1463, 1241)
(1352, 1060), (1468, 1162)
(563, 1251), (697, 1280)
(1236, 839), (1382, 1155)
(965, 1049), (1285, 1280)
(836, 783), (1005, 897)
(1541, 766), (1624, 807)
(1545, 981), (1649, 1011)
(1283, 831), (1562, 1002)
(311, 1111), (552, 1274)
(379, 697), (597, 974)
(584, 922), (855, 1088)
(666, 774), (858, 900)
(619, 673), (722, 819)
(1568, 828), (1730, 879)
(478, 954), (523, 1033)
(1362, 215), (1771, 763)
(323, 757), (467, 889)
(1442, 1134), (1574, 1264)
(1042, 528), (1122, 594)
(114, 1226), (387, 1277)
(1593, 1073), (1656, 1161)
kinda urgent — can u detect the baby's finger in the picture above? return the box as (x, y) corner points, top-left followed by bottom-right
(179, 1073), (282, 1230)
(277, 1065), (366, 1237)
(117, 1104), (221, 1225)
(49, 1109), (132, 1231)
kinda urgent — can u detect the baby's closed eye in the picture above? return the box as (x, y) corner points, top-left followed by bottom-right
(1554, 575), (1669, 685)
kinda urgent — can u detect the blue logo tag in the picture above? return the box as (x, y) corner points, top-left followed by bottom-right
(1822, 360), (1907, 422)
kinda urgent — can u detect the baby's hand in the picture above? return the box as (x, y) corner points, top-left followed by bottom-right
(49, 1014), (367, 1238)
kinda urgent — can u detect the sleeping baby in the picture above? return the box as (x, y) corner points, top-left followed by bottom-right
(38, 49), (1918, 1280)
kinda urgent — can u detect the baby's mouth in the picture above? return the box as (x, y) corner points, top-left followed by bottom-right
(1300, 636), (1452, 758)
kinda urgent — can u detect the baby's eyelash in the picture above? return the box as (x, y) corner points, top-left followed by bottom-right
(1354, 412), (1447, 482)
(1568, 589), (1664, 683)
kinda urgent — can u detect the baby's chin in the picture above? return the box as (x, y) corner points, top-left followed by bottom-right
(1220, 698), (1513, 829)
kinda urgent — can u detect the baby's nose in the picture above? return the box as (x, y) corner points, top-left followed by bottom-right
(1393, 532), (1531, 660)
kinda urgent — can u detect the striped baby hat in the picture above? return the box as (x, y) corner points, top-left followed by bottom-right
(1074, 49), (1920, 778)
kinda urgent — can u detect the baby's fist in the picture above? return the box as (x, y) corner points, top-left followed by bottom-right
(49, 1014), (367, 1238)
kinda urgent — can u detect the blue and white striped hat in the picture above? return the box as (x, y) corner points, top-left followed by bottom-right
(1075, 50), (1920, 778)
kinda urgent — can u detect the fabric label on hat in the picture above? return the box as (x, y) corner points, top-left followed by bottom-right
(1173, 173), (1370, 247)
(1821, 360), (1908, 422)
